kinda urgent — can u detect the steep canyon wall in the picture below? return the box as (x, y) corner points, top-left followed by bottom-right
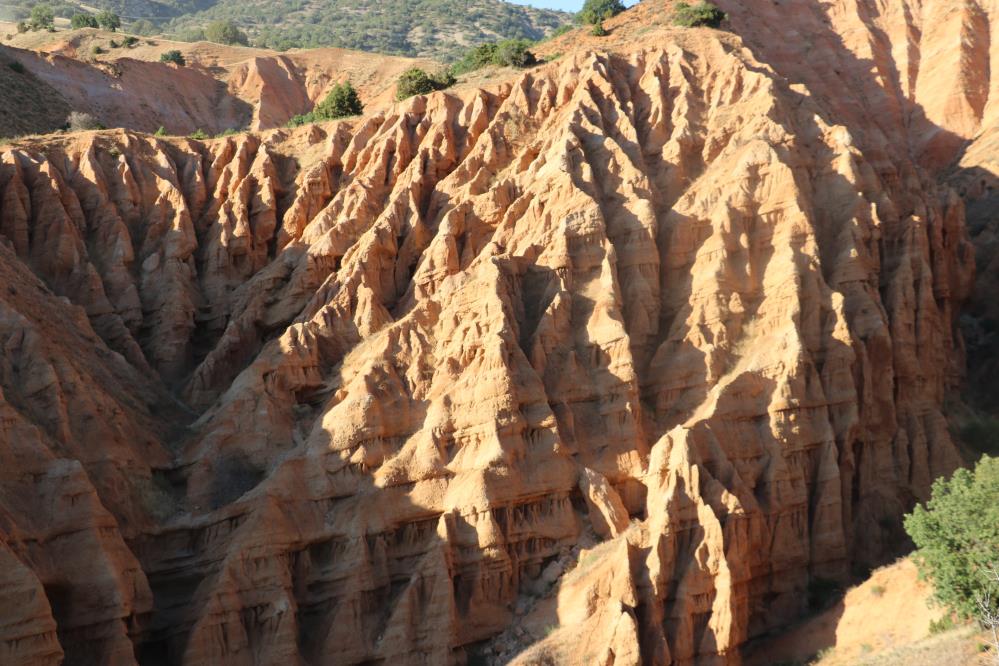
(0, 3), (986, 663)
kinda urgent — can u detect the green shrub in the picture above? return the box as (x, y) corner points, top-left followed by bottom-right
(122, 35), (139, 47)
(905, 456), (999, 619)
(188, 128), (209, 140)
(451, 38), (537, 75)
(929, 615), (957, 634)
(591, 21), (607, 36)
(494, 38), (537, 67)
(109, 39), (119, 48)
(451, 43), (498, 75)
(71, 13), (99, 29)
(91, 45), (104, 55)
(870, 584), (886, 598)
(154, 126), (167, 136)
(395, 67), (454, 101)
(673, 1), (726, 28)
(160, 50), (186, 66)
(6, 60), (25, 74)
(28, 4), (54, 31)
(205, 20), (248, 46)
(579, 0), (624, 25)
(96, 10), (121, 32)
(287, 80), (364, 126)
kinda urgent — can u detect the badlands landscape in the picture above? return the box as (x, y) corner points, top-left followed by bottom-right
(0, 0), (998, 664)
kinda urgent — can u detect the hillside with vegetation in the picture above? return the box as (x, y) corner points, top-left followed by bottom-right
(1, 0), (573, 59)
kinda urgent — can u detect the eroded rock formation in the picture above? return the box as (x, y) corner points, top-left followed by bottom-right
(0, 1), (983, 663)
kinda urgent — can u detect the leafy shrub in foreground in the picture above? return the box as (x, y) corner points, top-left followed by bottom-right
(905, 456), (999, 620)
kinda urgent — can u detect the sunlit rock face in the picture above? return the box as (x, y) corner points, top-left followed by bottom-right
(0, 2), (980, 661)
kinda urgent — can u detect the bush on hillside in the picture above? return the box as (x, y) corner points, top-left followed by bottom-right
(591, 21), (607, 36)
(67, 111), (103, 131)
(160, 50), (186, 66)
(673, 1), (726, 28)
(287, 81), (364, 126)
(205, 19), (248, 46)
(904, 456), (999, 620)
(96, 10), (121, 32)
(395, 67), (454, 101)
(7, 60), (25, 74)
(452, 42), (498, 75)
(451, 38), (537, 75)
(494, 38), (537, 67)
(579, 0), (624, 26)
(71, 13), (99, 29)
(28, 4), (54, 31)
(122, 35), (139, 47)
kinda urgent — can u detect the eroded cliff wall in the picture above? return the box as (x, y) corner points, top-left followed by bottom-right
(0, 5), (979, 664)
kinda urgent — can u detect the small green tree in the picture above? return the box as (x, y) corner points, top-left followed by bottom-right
(160, 50), (186, 66)
(204, 20), (248, 46)
(96, 10), (121, 32)
(673, 2), (726, 28)
(395, 67), (454, 101)
(29, 4), (54, 31)
(579, 0), (624, 26)
(591, 21), (608, 36)
(287, 81), (364, 126)
(71, 13), (99, 29)
(905, 456), (999, 620)
(315, 81), (363, 118)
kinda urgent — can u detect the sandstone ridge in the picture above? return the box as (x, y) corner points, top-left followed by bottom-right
(0, 3), (980, 664)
